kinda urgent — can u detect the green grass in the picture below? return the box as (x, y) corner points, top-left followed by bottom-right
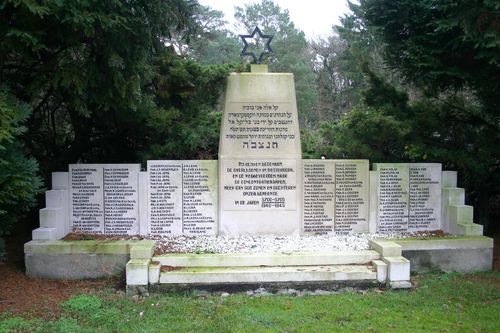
(1, 272), (499, 332)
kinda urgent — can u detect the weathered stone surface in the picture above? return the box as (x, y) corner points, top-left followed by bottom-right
(152, 250), (379, 267)
(159, 265), (377, 285)
(25, 253), (129, 279)
(403, 248), (492, 273)
(126, 259), (150, 285)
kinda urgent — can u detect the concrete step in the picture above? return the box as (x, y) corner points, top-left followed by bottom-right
(152, 250), (380, 268)
(159, 264), (377, 284)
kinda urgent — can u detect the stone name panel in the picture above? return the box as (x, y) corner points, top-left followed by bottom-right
(147, 160), (217, 236)
(408, 164), (441, 231)
(303, 161), (334, 233)
(69, 164), (140, 234)
(334, 160), (369, 233)
(221, 159), (297, 211)
(302, 160), (369, 234)
(374, 163), (441, 233)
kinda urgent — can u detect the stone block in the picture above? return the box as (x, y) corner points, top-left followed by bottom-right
(45, 190), (70, 235)
(372, 259), (387, 283)
(153, 250), (379, 267)
(457, 223), (483, 236)
(25, 253), (128, 279)
(382, 256), (410, 282)
(442, 188), (465, 206)
(149, 261), (161, 284)
(32, 227), (58, 241)
(126, 259), (150, 286)
(403, 247), (493, 273)
(442, 171), (457, 188)
(52, 172), (69, 190)
(389, 281), (412, 289)
(159, 265), (377, 284)
(369, 240), (402, 257)
(441, 188), (465, 233)
(130, 243), (155, 259)
(449, 205), (474, 235)
(24, 240), (72, 254)
(39, 208), (64, 238)
(95, 241), (130, 254)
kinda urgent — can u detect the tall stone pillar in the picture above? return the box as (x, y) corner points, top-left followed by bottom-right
(218, 65), (302, 236)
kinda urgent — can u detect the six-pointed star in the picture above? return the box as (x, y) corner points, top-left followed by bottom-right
(240, 26), (273, 64)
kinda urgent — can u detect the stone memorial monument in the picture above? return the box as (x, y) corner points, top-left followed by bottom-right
(26, 27), (491, 291)
(29, 26), (483, 241)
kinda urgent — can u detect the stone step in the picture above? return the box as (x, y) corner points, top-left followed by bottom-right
(152, 250), (380, 267)
(159, 264), (377, 285)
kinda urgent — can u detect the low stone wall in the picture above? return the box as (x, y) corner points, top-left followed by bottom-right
(24, 240), (155, 279)
(395, 236), (494, 273)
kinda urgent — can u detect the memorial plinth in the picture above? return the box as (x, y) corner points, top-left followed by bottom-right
(218, 65), (302, 236)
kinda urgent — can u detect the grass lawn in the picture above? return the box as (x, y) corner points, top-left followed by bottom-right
(1, 272), (499, 332)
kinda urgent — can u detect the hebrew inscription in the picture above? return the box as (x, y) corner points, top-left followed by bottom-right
(222, 102), (298, 156)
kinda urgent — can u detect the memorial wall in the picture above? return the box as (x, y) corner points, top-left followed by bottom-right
(63, 68), (444, 237)
(65, 161), (443, 236)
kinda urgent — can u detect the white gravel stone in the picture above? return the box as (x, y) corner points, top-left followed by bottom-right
(152, 232), (411, 254)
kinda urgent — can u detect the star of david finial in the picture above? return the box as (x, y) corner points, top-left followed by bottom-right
(239, 26), (274, 64)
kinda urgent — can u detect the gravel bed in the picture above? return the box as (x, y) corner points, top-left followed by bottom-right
(153, 232), (421, 254)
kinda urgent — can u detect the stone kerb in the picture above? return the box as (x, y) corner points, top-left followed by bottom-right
(218, 66), (303, 236)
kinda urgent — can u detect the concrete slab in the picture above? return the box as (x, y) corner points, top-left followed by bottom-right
(126, 259), (150, 285)
(369, 240), (402, 257)
(403, 248), (493, 273)
(441, 171), (457, 188)
(152, 250), (380, 267)
(32, 228), (58, 241)
(159, 265), (377, 284)
(149, 261), (161, 284)
(389, 281), (412, 289)
(130, 242), (155, 259)
(457, 223), (483, 236)
(25, 253), (129, 279)
(372, 259), (387, 283)
(393, 236), (493, 250)
(382, 256), (410, 282)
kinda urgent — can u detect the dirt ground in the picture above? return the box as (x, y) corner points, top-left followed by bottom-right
(1, 233), (499, 319)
